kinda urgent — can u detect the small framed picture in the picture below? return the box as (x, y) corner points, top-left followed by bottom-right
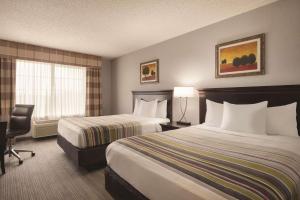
(140, 59), (159, 84)
(216, 33), (265, 78)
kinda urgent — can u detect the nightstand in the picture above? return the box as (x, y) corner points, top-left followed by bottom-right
(160, 122), (191, 132)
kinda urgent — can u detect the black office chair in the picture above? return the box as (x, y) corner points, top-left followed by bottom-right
(5, 104), (35, 165)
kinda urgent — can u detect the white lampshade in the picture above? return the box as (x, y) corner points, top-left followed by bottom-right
(173, 87), (194, 98)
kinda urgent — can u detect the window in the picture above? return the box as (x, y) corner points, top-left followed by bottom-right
(16, 59), (86, 120)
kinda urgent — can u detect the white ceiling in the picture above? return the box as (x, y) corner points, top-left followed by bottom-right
(0, 0), (277, 59)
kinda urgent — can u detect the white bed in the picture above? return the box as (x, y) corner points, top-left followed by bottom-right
(106, 125), (300, 200)
(58, 114), (169, 148)
(105, 85), (300, 199)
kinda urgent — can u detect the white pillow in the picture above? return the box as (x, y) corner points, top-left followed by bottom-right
(156, 100), (167, 118)
(221, 101), (268, 135)
(205, 99), (223, 127)
(267, 102), (298, 137)
(133, 98), (141, 116)
(138, 99), (158, 118)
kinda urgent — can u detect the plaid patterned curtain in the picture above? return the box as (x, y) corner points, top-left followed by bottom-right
(0, 57), (16, 121)
(85, 67), (101, 116)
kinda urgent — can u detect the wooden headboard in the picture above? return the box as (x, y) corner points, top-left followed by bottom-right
(199, 85), (300, 134)
(132, 90), (173, 121)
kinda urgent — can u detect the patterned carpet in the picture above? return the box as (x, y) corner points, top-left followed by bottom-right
(0, 137), (113, 200)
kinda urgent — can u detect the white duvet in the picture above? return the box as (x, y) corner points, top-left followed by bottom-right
(106, 124), (300, 200)
(57, 114), (169, 148)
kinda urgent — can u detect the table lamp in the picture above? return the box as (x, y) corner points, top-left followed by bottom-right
(173, 87), (194, 125)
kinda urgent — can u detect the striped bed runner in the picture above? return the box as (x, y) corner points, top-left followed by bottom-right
(64, 117), (142, 147)
(117, 133), (300, 200)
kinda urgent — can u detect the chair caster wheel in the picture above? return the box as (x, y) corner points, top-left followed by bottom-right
(31, 152), (35, 157)
(19, 160), (23, 165)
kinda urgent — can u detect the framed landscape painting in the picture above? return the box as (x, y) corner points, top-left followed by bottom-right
(140, 59), (159, 84)
(215, 34), (265, 78)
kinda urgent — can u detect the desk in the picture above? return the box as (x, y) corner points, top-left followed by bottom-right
(0, 121), (7, 174)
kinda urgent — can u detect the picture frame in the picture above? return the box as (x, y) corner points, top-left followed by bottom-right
(140, 59), (159, 84)
(215, 33), (265, 78)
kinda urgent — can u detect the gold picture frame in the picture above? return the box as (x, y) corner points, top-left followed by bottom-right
(215, 34), (265, 78)
(140, 59), (159, 84)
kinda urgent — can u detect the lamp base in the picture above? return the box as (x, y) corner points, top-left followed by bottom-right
(176, 121), (191, 126)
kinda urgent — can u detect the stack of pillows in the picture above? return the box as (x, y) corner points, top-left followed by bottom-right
(205, 99), (298, 137)
(133, 99), (168, 119)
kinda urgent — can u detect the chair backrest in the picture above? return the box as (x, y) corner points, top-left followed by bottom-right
(9, 105), (34, 134)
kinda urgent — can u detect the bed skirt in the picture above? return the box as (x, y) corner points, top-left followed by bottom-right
(105, 166), (148, 200)
(57, 135), (108, 169)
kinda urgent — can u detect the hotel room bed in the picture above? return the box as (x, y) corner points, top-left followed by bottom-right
(106, 125), (300, 200)
(105, 85), (300, 200)
(58, 114), (169, 149)
(57, 90), (173, 168)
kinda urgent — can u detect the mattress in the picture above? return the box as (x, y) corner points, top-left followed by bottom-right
(106, 125), (300, 200)
(57, 114), (169, 148)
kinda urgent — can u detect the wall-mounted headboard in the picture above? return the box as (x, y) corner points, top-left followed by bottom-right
(199, 85), (300, 134)
(132, 90), (173, 121)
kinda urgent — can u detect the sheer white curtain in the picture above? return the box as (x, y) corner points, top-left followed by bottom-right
(16, 60), (86, 120)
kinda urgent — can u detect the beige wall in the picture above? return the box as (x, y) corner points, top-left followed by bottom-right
(111, 0), (300, 124)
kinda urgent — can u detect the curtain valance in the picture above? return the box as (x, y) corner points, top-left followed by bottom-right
(0, 39), (101, 68)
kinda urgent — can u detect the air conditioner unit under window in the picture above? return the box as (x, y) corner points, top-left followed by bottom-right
(32, 120), (58, 138)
